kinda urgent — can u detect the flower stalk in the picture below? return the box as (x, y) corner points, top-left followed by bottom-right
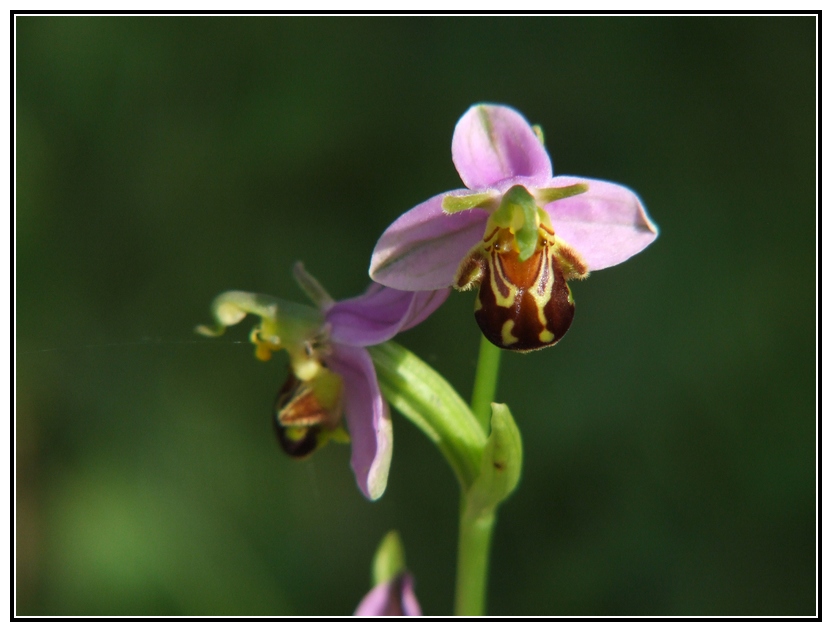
(470, 335), (502, 432)
(455, 498), (496, 616)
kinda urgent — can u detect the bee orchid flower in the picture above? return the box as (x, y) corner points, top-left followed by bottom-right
(355, 531), (422, 617)
(370, 103), (658, 351)
(197, 263), (449, 500)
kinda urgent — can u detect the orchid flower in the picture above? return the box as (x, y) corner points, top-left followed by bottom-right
(197, 263), (449, 500)
(370, 104), (659, 351)
(354, 572), (422, 617)
(355, 531), (422, 617)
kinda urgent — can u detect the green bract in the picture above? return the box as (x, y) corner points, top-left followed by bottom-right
(466, 403), (523, 518)
(372, 531), (407, 587)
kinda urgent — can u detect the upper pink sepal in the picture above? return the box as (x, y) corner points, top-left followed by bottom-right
(452, 104), (553, 190)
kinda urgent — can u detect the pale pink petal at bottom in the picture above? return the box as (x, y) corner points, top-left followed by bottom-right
(543, 176), (659, 271)
(369, 191), (489, 291)
(326, 344), (392, 501)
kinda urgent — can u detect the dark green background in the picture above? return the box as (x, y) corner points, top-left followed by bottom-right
(16, 16), (816, 616)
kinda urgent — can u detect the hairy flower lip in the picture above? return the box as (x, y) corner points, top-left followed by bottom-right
(369, 104), (659, 292)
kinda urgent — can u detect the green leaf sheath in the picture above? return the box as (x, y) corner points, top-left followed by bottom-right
(467, 403), (523, 516)
(455, 404), (523, 615)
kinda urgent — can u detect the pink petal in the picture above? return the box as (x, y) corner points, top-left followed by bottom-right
(327, 345), (392, 501)
(452, 104), (553, 190)
(543, 176), (659, 271)
(369, 191), (489, 291)
(398, 573), (422, 616)
(354, 573), (422, 617)
(326, 284), (451, 347)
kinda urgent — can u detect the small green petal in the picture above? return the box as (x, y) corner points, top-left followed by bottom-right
(293, 262), (334, 309)
(442, 192), (496, 214)
(532, 124), (545, 145)
(535, 182), (589, 205)
(372, 530), (407, 586)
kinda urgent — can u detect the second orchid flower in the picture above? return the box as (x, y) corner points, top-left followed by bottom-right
(197, 264), (449, 500)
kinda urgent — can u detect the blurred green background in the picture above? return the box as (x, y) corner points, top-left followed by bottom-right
(16, 16), (816, 616)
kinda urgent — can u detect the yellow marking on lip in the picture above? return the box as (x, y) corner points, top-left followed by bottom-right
(531, 245), (556, 333)
(490, 250), (519, 308)
(538, 329), (555, 343)
(501, 320), (519, 346)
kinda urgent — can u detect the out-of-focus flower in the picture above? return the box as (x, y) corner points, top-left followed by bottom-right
(370, 103), (658, 351)
(355, 531), (422, 617)
(354, 572), (421, 617)
(197, 264), (449, 500)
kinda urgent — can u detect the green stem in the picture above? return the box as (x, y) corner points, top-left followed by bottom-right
(470, 335), (502, 432)
(454, 335), (503, 616)
(369, 338), (509, 617)
(454, 497), (496, 616)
